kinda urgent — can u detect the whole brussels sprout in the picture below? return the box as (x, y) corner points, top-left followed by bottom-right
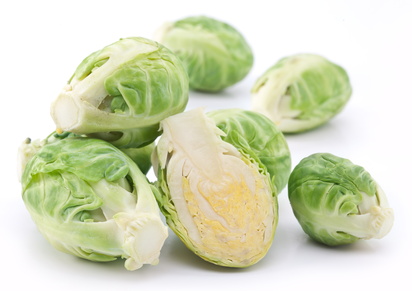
(120, 142), (155, 175)
(21, 135), (168, 270)
(155, 16), (253, 92)
(152, 108), (278, 267)
(207, 108), (291, 193)
(252, 54), (352, 133)
(50, 37), (189, 148)
(288, 153), (394, 246)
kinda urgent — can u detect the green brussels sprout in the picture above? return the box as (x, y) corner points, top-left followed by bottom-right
(50, 37), (189, 148)
(20, 135), (168, 270)
(288, 153), (394, 246)
(252, 54), (352, 133)
(207, 108), (291, 193)
(151, 108), (278, 267)
(120, 142), (155, 175)
(155, 16), (253, 92)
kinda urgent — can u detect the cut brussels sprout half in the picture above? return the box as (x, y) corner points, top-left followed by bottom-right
(152, 108), (278, 267)
(288, 153), (394, 246)
(155, 16), (253, 92)
(21, 136), (168, 270)
(252, 54), (352, 133)
(51, 37), (189, 148)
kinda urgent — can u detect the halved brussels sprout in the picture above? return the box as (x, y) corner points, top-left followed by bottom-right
(50, 37), (189, 148)
(152, 108), (278, 267)
(207, 108), (291, 193)
(252, 54), (352, 133)
(21, 135), (168, 270)
(288, 153), (394, 246)
(155, 16), (253, 92)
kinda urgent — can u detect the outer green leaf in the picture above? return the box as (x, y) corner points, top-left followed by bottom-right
(120, 142), (155, 175)
(207, 108), (291, 193)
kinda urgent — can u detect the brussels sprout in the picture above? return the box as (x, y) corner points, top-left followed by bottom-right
(155, 16), (253, 92)
(288, 153), (394, 246)
(252, 54), (352, 133)
(50, 37), (189, 148)
(120, 142), (155, 175)
(21, 136), (168, 270)
(151, 108), (278, 267)
(207, 108), (291, 193)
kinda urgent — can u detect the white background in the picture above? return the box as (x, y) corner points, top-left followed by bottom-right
(1, 0), (411, 290)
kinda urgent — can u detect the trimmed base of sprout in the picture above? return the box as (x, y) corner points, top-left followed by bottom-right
(355, 188), (394, 240)
(51, 85), (81, 132)
(114, 212), (168, 270)
(299, 190), (394, 244)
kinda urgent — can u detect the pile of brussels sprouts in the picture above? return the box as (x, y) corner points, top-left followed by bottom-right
(18, 15), (394, 271)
